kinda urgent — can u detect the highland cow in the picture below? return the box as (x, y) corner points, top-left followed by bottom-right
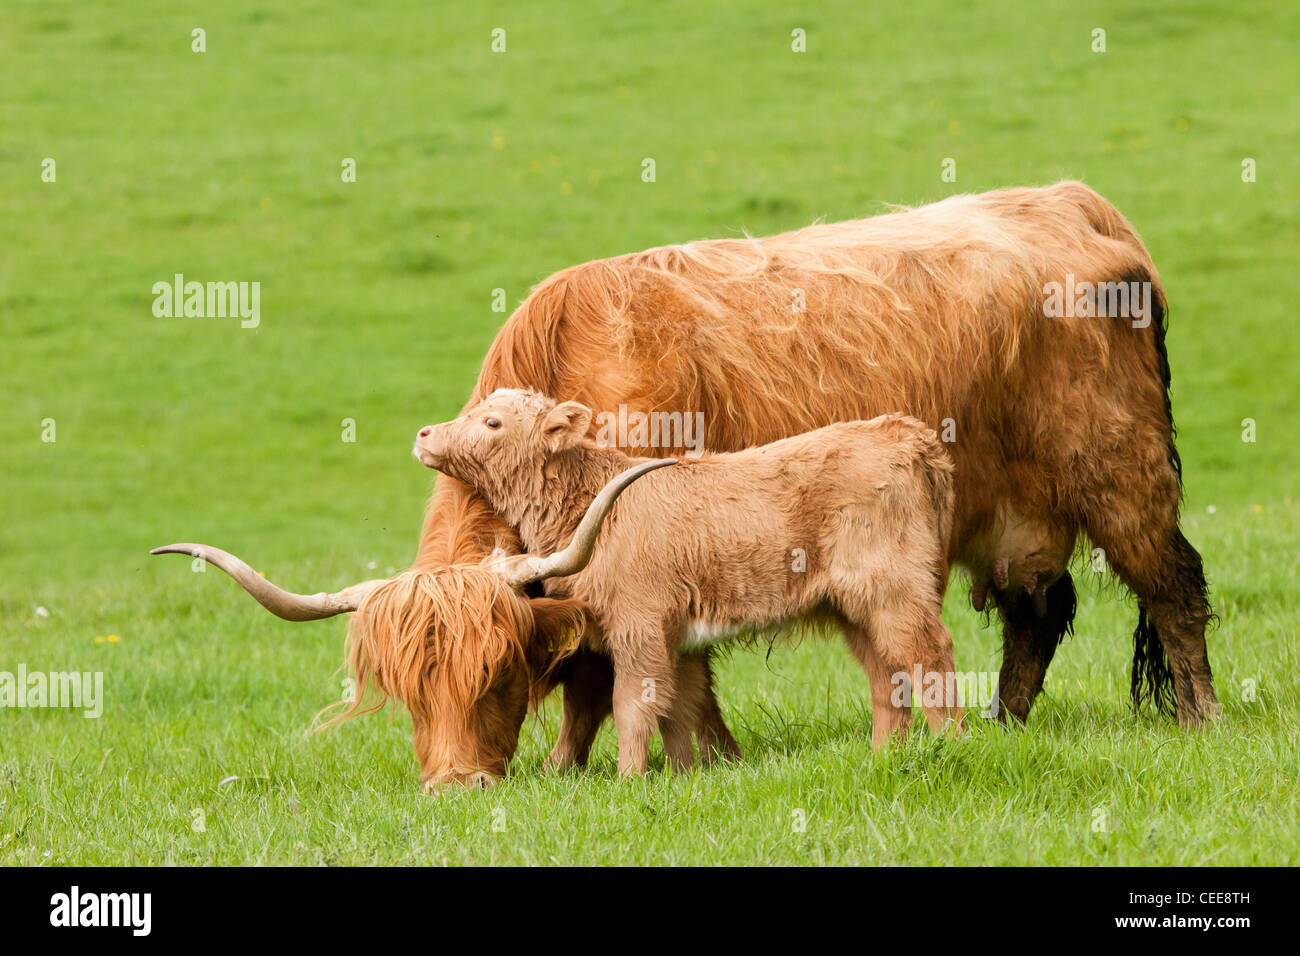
(411, 180), (1217, 732)
(413, 388), (962, 773)
(155, 181), (1218, 786)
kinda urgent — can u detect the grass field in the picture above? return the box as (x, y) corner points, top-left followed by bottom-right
(2, 1), (1297, 865)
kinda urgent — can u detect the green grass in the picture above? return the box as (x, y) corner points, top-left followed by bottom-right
(2, 0), (1297, 865)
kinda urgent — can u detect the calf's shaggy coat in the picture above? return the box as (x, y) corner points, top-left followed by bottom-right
(415, 388), (962, 773)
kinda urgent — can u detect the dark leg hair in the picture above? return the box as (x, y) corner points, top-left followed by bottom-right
(1131, 528), (1218, 724)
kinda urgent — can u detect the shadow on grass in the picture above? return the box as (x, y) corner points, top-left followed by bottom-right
(512, 690), (1206, 789)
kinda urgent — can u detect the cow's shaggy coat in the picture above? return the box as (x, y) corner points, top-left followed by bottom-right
(418, 181), (1217, 728)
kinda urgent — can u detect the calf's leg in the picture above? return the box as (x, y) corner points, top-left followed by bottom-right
(842, 597), (962, 748)
(841, 623), (913, 748)
(549, 649), (737, 771)
(693, 653), (741, 764)
(656, 651), (741, 770)
(657, 713), (695, 771)
(658, 655), (704, 770)
(610, 642), (674, 776)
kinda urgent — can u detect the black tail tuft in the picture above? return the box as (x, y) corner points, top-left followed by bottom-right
(1130, 605), (1175, 715)
(1132, 269), (1183, 489)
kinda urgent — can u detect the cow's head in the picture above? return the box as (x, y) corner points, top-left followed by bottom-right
(151, 458), (672, 791)
(337, 564), (590, 789)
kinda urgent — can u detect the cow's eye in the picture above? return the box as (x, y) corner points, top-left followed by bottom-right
(484, 417), (502, 430)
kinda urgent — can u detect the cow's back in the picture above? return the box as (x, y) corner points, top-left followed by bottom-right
(468, 181), (1171, 583)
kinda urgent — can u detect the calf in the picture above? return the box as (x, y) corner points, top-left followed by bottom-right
(415, 388), (963, 774)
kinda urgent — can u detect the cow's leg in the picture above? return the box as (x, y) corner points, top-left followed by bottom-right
(547, 651), (614, 770)
(694, 652), (741, 764)
(1077, 427), (1219, 725)
(1092, 521), (1219, 725)
(1139, 529), (1218, 724)
(993, 573), (1077, 723)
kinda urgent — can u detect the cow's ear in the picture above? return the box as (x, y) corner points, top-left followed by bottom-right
(541, 401), (592, 451)
(528, 597), (593, 654)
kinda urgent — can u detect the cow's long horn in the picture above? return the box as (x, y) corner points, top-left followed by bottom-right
(150, 543), (388, 621)
(497, 458), (676, 588)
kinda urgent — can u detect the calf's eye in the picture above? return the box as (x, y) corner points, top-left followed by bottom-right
(485, 417), (502, 430)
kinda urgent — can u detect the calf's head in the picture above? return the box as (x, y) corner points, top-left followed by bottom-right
(413, 388), (595, 506)
(151, 455), (672, 790)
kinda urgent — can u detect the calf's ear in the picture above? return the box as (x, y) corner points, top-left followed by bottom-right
(528, 597), (594, 654)
(542, 401), (593, 451)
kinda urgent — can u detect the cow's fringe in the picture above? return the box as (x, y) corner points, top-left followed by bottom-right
(317, 567), (533, 732)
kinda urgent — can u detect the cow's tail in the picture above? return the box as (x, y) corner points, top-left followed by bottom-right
(1142, 268), (1182, 489)
(1109, 257), (1214, 715)
(1131, 605), (1175, 715)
